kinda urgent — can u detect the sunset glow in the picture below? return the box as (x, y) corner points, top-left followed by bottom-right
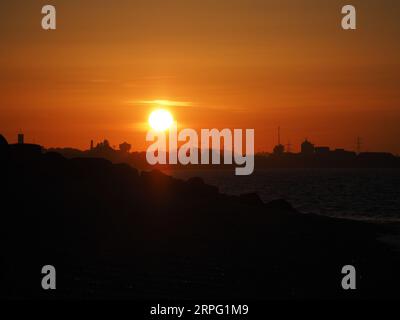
(0, 1), (400, 153)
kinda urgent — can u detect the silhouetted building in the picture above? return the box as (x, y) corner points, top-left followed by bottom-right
(301, 139), (314, 155)
(119, 142), (132, 153)
(18, 133), (24, 145)
(90, 140), (94, 150)
(358, 152), (395, 162)
(315, 146), (330, 154)
(273, 144), (285, 155)
(273, 126), (285, 155)
(103, 139), (110, 148)
(333, 148), (356, 156)
(95, 139), (113, 151)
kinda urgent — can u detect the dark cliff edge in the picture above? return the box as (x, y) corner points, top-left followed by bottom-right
(0, 142), (399, 300)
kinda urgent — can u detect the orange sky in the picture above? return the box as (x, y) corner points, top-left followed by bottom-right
(1, 0), (399, 153)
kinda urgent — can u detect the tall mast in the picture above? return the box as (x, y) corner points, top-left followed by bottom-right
(278, 126), (281, 145)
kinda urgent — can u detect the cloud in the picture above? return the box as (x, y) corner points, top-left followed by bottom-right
(129, 99), (193, 107)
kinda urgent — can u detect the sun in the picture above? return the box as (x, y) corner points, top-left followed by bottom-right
(148, 109), (174, 131)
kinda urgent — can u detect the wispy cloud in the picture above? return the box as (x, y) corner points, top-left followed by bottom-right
(129, 99), (193, 107)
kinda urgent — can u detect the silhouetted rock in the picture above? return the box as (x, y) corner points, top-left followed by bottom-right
(0, 134), (8, 147)
(238, 192), (264, 206)
(265, 199), (295, 213)
(186, 176), (219, 196)
(1, 139), (400, 300)
(0, 134), (9, 156)
(9, 143), (42, 159)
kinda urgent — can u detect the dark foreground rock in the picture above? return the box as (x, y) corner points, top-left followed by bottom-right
(0, 145), (399, 300)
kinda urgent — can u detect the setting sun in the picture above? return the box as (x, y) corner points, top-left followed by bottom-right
(148, 109), (174, 131)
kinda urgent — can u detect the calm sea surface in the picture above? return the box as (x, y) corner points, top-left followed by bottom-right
(170, 168), (400, 222)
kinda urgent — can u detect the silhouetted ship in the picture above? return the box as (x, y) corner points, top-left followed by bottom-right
(1, 133), (400, 300)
